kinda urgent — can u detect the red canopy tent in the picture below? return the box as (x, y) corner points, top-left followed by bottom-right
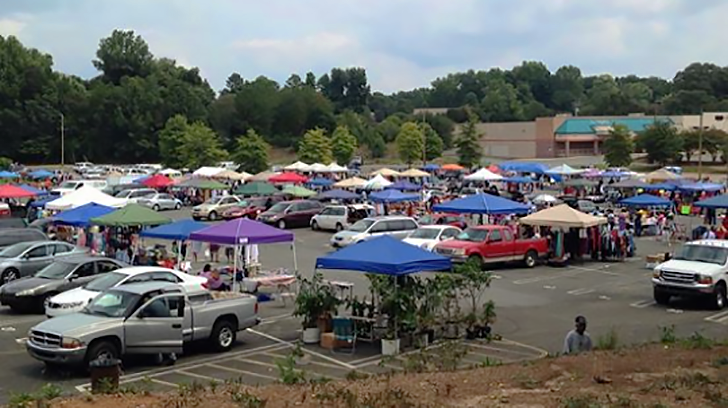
(269, 172), (309, 184)
(487, 164), (500, 173)
(0, 184), (37, 199)
(142, 174), (174, 188)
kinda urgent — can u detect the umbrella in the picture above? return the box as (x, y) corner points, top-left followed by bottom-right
(387, 180), (422, 191)
(0, 184), (36, 199)
(364, 174), (393, 190)
(308, 178), (334, 187)
(441, 164), (465, 171)
(370, 168), (401, 177)
(282, 185), (317, 198)
(316, 189), (360, 200)
(284, 161), (311, 171)
(269, 172), (309, 184)
(0, 171), (19, 179)
(234, 182), (278, 196)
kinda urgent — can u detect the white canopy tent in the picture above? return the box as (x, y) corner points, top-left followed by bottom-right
(284, 161), (311, 172)
(364, 174), (393, 190)
(334, 177), (367, 188)
(46, 186), (127, 211)
(307, 163), (328, 173)
(546, 164), (584, 176)
(159, 168), (182, 177)
(193, 166), (226, 177)
(464, 168), (503, 181)
(325, 162), (348, 173)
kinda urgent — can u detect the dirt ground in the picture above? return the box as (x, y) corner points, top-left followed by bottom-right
(24, 342), (728, 408)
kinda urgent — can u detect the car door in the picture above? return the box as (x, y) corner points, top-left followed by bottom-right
(286, 203), (303, 227)
(368, 220), (388, 239)
(51, 243), (73, 259)
(124, 293), (185, 354)
(20, 244), (53, 277)
(315, 207), (333, 229)
(62, 261), (98, 292)
(159, 194), (175, 210)
(220, 197), (238, 212)
(304, 202), (323, 225)
(485, 229), (509, 260)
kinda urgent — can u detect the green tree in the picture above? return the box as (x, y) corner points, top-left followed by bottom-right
(93, 29), (154, 84)
(376, 115), (403, 143)
(640, 122), (684, 165)
(0, 157), (11, 170)
(420, 122), (443, 161)
(455, 112), (482, 168)
(176, 122), (228, 169)
(603, 124), (634, 167)
(395, 122), (425, 165)
(331, 126), (357, 165)
(232, 129), (270, 173)
(158, 115), (190, 168)
(680, 130), (700, 163)
(298, 128), (332, 163)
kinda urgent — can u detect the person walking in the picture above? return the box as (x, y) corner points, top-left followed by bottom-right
(563, 315), (592, 355)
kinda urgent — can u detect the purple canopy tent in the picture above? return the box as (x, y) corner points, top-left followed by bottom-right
(189, 218), (298, 290)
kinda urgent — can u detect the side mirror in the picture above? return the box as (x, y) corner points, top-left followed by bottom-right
(68, 274), (78, 281)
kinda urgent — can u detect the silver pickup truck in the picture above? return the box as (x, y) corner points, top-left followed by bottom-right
(26, 281), (259, 368)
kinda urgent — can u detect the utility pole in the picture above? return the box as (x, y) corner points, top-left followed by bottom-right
(698, 111), (704, 180)
(60, 113), (65, 169)
(421, 110), (427, 167)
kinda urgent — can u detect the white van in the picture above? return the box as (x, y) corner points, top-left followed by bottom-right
(51, 179), (108, 196)
(310, 204), (373, 232)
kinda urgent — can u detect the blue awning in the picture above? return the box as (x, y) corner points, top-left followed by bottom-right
(0, 171), (19, 178)
(642, 183), (677, 192)
(387, 180), (422, 191)
(30, 196), (56, 208)
(619, 194), (672, 207)
(501, 176), (535, 184)
(497, 162), (548, 175)
(316, 189), (360, 200)
(369, 189), (420, 203)
(20, 185), (49, 196)
(315, 235), (451, 275)
(433, 193), (531, 215)
(677, 182), (724, 193)
(140, 219), (210, 241)
(308, 178), (334, 187)
(28, 170), (54, 179)
(695, 194), (728, 209)
(421, 164), (440, 171)
(53, 203), (116, 227)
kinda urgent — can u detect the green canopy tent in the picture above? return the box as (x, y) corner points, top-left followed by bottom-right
(234, 182), (278, 196)
(177, 178), (228, 190)
(281, 185), (317, 198)
(90, 203), (173, 227)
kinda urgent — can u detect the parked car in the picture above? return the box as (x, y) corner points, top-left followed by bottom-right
(434, 225), (549, 268)
(137, 193), (183, 211)
(0, 241), (87, 284)
(652, 240), (728, 309)
(257, 200), (324, 229)
(103, 183), (145, 196)
(330, 216), (419, 248)
(403, 225), (462, 251)
(192, 196), (242, 221)
(0, 227), (43, 250)
(115, 188), (157, 204)
(28, 281), (259, 369)
(222, 196), (285, 220)
(0, 256), (125, 313)
(45, 266), (207, 318)
(51, 180), (107, 196)
(310, 204), (373, 232)
(561, 196), (598, 214)
(0, 203), (9, 217)
(417, 213), (469, 229)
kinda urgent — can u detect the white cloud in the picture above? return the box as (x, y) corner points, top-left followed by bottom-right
(0, 17), (27, 37)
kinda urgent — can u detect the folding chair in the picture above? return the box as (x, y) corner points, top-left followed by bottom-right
(331, 317), (356, 354)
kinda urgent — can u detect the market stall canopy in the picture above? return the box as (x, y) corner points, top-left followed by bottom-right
(214, 170), (250, 181)
(677, 182), (724, 193)
(315, 235), (451, 275)
(29, 196), (56, 208)
(497, 162), (548, 174)
(334, 177), (367, 189)
(19, 184), (49, 196)
(234, 181), (278, 196)
(532, 194), (559, 204)
(501, 176), (535, 184)
(176, 177), (228, 190)
(582, 169), (602, 178)
(307, 163), (329, 173)
(193, 167), (226, 177)
(421, 164), (440, 171)
(619, 194), (672, 207)
(399, 168), (430, 178)
(325, 163), (348, 173)
(250, 171), (280, 182)
(28, 169), (53, 179)
(159, 168), (182, 177)
(52, 203), (115, 227)
(646, 168), (680, 183)
(0, 184), (37, 199)
(284, 161), (311, 172)
(433, 193), (531, 215)
(464, 168), (503, 181)
(369, 189), (420, 203)
(142, 174), (173, 188)
(563, 179), (598, 188)
(140, 219), (209, 241)
(695, 194), (728, 209)
(308, 177), (334, 187)
(387, 180), (422, 191)
(282, 185), (317, 198)
(643, 183), (677, 192)
(546, 164), (584, 176)
(315, 189), (360, 200)
(364, 174), (393, 190)
(189, 218), (293, 245)
(269, 172), (309, 184)
(602, 170), (631, 178)
(612, 179), (648, 189)
(46, 187), (126, 211)
(0, 171), (19, 178)
(91, 203), (173, 227)
(441, 164), (465, 171)
(520, 204), (607, 228)
(370, 168), (401, 177)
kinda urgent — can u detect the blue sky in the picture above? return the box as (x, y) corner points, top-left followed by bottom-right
(1, 0), (727, 93)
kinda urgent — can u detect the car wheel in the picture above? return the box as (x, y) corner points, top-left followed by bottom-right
(335, 223), (344, 232)
(712, 283), (727, 310)
(210, 319), (237, 352)
(653, 288), (671, 306)
(1, 268), (19, 285)
(175, 203), (181, 210)
(523, 250), (537, 268)
(152, 204), (160, 211)
(85, 340), (119, 369)
(208, 211), (218, 221)
(192, 217), (201, 221)
(38, 293), (57, 314)
(278, 220), (286, 229)
(311, 221), (319, 231)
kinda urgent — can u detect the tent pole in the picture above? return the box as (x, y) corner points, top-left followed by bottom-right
(292, 241), (299, 278)
(233, 244), (239, 292)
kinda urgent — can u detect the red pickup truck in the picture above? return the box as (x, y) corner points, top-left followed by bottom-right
(433, 225), (549, 268)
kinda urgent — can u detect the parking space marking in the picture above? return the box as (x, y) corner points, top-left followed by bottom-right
(236, 358), (278, 369)
(177, 370), (222, 382)
(248, 328), (356, 370)
(705, 311), (728, 324)
(568, 265), (622, 276)
(151, 378), (180, 388)
(630, 300), (656, 308)
(206, 363), (278, 381)
(348, 354), (384, 366)
(264, 352), (351, 371)
(513, 269), (584, 284)
(567, 288), (595, 296)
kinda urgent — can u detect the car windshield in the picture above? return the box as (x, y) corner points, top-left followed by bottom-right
(348, 219), (374, 232)
(674, 245), (728, 265)
(0, 242), (34, 258)
(409, 228), (441, 240)
(83, 290), (140, 318)
(456, 228), (489, 242)
(35, 262), (76, 279)
(84, 272), (127, 291)
(266, 202), (288, 214)
(115, 190), (132, 198)
(204, 197), (223, 205)
(418, 215), (434, 225)
(58, 181), (79, 189)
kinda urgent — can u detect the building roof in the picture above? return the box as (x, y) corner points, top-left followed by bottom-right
(555, 117), (673, 135)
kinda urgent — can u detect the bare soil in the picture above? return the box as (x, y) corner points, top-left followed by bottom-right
(38, 344), (728, 407)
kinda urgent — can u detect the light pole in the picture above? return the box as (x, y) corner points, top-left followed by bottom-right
(60, 113), (65, 168)
(698, 112), (704, 180)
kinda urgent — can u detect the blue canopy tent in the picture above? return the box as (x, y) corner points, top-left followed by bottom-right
(315, 189), (360, 200)
(642, 183), (677, 192)
(20, 184), (49, 196)
(0, 171), (19, 179)
(433, 193), (531, 215)
(501, 176), (535, 184)
(52, 203), (116, 227)
(28, 170), (53, 179)
(619, 194), (672, 207)
(140, 219), (209, 241)
(308, 178), (334, 187)
(602, 170), (629, 178)
(369, 189), (420, 203)
(695, 194), (728, 209)
(497, 162), (548, 175)
(677, 182), (724, 193)
(29, 196), (56, 208)
(316, 236), (451, 275)
(421, 164), (440, 172)
(387, 180), (421, 191)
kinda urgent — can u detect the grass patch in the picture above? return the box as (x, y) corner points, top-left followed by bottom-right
(596, 327), (619, 350)
(659, 325), (677, 345)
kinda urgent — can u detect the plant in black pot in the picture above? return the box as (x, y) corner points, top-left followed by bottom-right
(294, 273), (340, 344)
(416, 278), (444, 347)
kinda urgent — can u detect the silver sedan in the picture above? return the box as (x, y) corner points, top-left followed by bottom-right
(137, 193), (183, 211)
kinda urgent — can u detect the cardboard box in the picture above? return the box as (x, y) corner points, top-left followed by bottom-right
(320, 332), (335, 349)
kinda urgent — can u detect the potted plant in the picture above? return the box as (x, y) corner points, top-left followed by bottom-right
(294, 273), (340, 344)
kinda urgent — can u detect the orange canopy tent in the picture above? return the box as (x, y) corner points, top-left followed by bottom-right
(441, 164), (465, 171)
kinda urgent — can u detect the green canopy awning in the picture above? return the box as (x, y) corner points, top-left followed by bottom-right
(282, 185), (317, 198)
(178, 178), (228, 190)
(234, 182), (278, 196)
(91, 204), (173, 227)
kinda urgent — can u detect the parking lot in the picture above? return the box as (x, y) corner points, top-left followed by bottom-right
(0, 208), (727, 402)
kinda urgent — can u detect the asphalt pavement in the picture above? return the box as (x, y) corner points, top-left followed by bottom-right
(0, 207), (727, 402)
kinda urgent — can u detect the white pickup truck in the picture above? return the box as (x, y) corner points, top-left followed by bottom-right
(652, 240), (728, 309)
(27, 282), (259, 369)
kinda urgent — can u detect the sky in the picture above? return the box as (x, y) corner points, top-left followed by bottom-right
(1, 0), (727, 94)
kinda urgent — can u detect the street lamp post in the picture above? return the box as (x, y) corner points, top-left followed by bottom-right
(698, 112), (704, 180)
(60, 113), (65, 168)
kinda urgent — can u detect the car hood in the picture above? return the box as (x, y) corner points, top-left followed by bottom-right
(258, 211), (282, 219)
(435, 239), (481, 250)
(2, 277), (61, 294)
(50, 287), (98, 304)
(656, 259), (724, 275)
(333, 231), (363, 240)
(403, 238), (436, 247)
(32, 312), (120, 337)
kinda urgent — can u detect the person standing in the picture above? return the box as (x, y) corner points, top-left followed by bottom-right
(563, 316), (592, 355)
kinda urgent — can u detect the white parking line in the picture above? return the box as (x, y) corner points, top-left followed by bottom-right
(567, 288), (595, 296)
(177, 370), (222, 382)
(151, 378), (180, 388)
(206, 363), (278, 381)
(630, 300), (656, 308)
(513, 269), (584, 284)
(705, 311), (728, 324)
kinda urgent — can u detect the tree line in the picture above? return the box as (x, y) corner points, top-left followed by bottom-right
(2, 29), (728, 171)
